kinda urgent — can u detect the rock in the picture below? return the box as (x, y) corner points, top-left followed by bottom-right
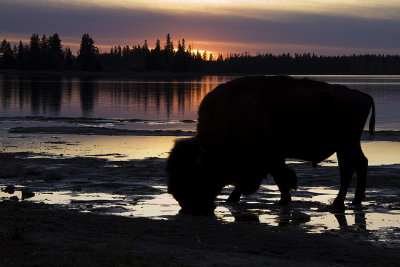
(21, 189), (35, 199)
(2, 185), (15, 194)
(10, 196), (19, 201)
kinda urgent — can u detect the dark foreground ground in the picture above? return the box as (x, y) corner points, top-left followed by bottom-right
(0, 152), (400, 266)
(1, 200), (400, 267)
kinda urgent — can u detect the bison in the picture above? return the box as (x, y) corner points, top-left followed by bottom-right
(167, 76), (375, 215)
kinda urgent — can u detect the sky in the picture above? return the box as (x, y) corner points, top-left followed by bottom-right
(1, 0), (400, 56)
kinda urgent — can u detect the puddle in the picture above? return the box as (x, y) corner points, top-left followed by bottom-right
(0, 130), (399, 249)
(1, 184), (399, 248)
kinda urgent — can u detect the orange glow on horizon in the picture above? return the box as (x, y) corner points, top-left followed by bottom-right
(4, 34), (400, 58)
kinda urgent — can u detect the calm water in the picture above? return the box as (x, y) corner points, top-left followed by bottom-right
(1, 74), (400, 163)
(1, 74), (400, 130)
(0, 75), (226, 121)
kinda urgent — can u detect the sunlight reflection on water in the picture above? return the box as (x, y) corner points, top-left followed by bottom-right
(1, 134), (181, 160)
(2, 132), (400, 165)
(317, 141), (400, 166)
(1, 184), (399, 248)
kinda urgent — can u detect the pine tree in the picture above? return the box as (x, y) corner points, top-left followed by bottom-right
(117, 45), (122, 57)
(181, 39), (186, 52)
(28, 34), (41, 70)
(0, 39), (15, 69)
(164, 33), (173, 54)
(63, 47), (74, 70)
(40, 34), (48, 68)
(202, 50), (207, 61)
(16, 41), (28, 70)
(122, 46), (130, 59)
(78, 33), (99, 71)
(147, 39), (162, 71)
(177, 40), (182, 53)
(154, 39), (161, 53)
(143, 40), (149, 53)
(48, 33), (64, 70)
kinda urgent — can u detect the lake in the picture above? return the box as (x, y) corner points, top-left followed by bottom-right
(1, 74), (399, 162)
(1, 74), (400, 130)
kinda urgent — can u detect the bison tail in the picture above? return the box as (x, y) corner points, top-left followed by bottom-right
(369, 95), (376, 136)
(359, 92), (375, 136)
(363, 92), (376, 136)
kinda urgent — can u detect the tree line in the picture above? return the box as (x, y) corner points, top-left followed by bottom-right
(0, 33), (101, 71)
(1, 33), (400, 74)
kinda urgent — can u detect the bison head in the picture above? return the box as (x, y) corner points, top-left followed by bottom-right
(166, 137), (224, 215)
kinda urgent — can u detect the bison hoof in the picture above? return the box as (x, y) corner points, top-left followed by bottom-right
(227, 190), (241, 203)
(351, 200), (365, 211)
(226, 195), (241, 203)
(278, 198), (292, 206)
(330, 202), (345, 213)
(351, 199), (363, 206)
(179, 207), (215, 216)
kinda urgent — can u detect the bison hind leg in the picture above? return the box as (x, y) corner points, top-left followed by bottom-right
(238, 179), (263, 196)
(352, 147), (368, 206)
(285, 167), (298, 191)
(227, 187), (242, 203)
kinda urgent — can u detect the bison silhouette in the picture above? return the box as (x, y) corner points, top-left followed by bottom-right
(167, 76), (375, 215)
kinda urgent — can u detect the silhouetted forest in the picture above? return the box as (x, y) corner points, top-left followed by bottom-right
(1, 33), (400, 74)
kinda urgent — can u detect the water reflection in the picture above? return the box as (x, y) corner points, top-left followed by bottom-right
(1, 75), (400, 129)
(333, 210), (367, 230)
(80, 78), (98, 117)
(2, 184), (399, 248)
(0, 75), (227, 120)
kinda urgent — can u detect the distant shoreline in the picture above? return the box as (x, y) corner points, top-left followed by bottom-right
(0, 69), (211, 79)
(1, 69), (400, 78)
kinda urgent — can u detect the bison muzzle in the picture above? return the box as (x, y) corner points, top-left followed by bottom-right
(167, 75), (375, 215)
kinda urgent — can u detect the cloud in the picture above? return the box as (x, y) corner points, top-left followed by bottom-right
(1, 0), (399, 55)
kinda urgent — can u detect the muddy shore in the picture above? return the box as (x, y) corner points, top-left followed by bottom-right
(1, 200), (399, 266)
(0, 152), (400, 266)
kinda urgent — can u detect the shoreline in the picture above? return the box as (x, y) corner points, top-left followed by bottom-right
(2, 70), (400, 79)
(0, 69), (219, 79)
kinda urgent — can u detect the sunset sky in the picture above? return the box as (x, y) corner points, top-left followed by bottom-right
(1, 0), (400, 56)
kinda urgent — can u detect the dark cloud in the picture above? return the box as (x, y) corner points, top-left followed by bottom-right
(1, 1), (399, 54)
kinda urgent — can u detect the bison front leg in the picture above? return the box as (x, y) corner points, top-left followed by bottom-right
(226, 177), (263, 203)
(270, 163), (297, 205)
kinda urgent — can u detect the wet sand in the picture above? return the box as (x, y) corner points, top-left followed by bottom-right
(1, 152), (400, 266)
(1, 200), (400, 266)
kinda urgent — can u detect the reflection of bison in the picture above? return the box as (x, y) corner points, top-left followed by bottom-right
(167, 76), (375, 215)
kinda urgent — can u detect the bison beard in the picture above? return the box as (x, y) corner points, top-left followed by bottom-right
(167, 75), (375, 215)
